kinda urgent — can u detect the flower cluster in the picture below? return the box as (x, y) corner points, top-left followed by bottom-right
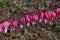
(0, 8), (60, 33)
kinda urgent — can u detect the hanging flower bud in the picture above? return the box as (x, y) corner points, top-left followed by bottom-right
(44, 12), (48, 24)
(12, 18), (18, 30)
(20, 17), (25, 28)
(25, 14), (32, 27)
(32, 14), (38, 22)
(32, 14), (38, 25)
(0, 24), (3, 33)
(44, 12), (48, 19)
(56, 8), (60, 17)
(25, 14), (32, 23)
(20, 17), (25, 25)
(50, 11), (56, 20)
(39, 11), (44, 19)
(2, 21), (11, 33)
(47, 13), (51, 21)
(39, 11), (44, 22)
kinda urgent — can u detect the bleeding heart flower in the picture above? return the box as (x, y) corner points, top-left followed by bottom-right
(0, 21), (11, 33)
(2, 21), (11, 28)
(20, 17), (25, 25)
(43, 12), (49, 24)
(56, 8), (60, 15)
(50, 11), (56, 20)
(12, 18), (18, 29)
(25, 14), (32, 23)
(44, 12), (48, 19)
(2, 21), (11, 33)
(32, 14), (38, 22)
(25, 14), (32, 27)
(20, 16), (26, 28)
(47, 13), (51, 21)
(39, 11), (44, 19)
(0, 24), (3, 33)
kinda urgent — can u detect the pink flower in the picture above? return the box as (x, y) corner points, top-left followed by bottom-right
(56, 8), (60, 15)
(2, 21), (11, 33)
(25, 14), (32, 23)
(20, 17), (25, 25)
(12, 18), (18, 29)
(0, 24), (3, 33)
(47, 13), (51, 21)
(32, 14), (38, 22)
(39, 11), (44, 19)
(2, 21), (11, 28)
(50, 11), (56, 20)
(44, 12), (48, 19)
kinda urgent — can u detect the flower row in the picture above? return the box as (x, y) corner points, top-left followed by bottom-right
(0, 8), (60, 33)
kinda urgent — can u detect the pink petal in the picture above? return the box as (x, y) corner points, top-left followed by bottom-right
(56, 8), (60, 15)
(0, 24), (3, 33)
(50, 11), (56, 19)
(12, 18), (18, 28)
(47, 13), (51, 21)
(25, 14), (32, 23)
(2, 21), (11, 28)
(20, 17), (25, 25)
(32, 14), (38, 22)
(44, 12), (48, 19)
(39, 11), (44, 19)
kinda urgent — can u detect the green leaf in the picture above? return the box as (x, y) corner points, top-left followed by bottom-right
(51, 24), (57, 30)
(11, 33), (22, 39)
(15, 4), (22, 10)
(0, 0), (3, 3)
(0, 0), (6, 7)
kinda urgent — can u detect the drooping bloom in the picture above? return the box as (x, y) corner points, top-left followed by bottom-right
(56, 8), (60, 15)
(2, 21), (11, 33)
(25, 14), (32, 23)
(39, 11), (44, 19)
(20, 16), (25, 28)
(32, 14), (38, 22)
(50, 11), (56, 20)
(47, 13), (51, 21)
(20, 17), (25, 25)
(25, 14), (32, 27)
(12, 18), (18, 29)
(2, 21), (11, 28)
(0, 24), (3, 33)
(43, 12), (49, 24)
(39, 11), (44, 22)
(44, 12), (48, 19)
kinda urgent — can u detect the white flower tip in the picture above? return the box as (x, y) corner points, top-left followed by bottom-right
(13, 28), (15, 31)
(27, 23), (30, 27)
(59, 15), (60, 18)
(44, 20), (48, 24)
(39, 19), (42, 22)
(5, 28), (7, 33)
(20, 25), (23, 28)
(32, 22), (36, 25)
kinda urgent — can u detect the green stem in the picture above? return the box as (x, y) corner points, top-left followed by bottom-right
(41, 0), (44, 9)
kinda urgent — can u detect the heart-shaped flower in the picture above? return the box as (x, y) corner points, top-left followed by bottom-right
(47, 13), (51, 21)
(2, 21), (11, 33)
(20, 17), (25, 25)
(25, 14), (32, 23)
(39, 11), (44, 19)
(12, 18), (18, 29)
(2, 21), (11, 28)
(56, 8), (60, 15)
(32, 14), (38, 22)
(0, 24), (3, 33)
(50, 11), (56, 20)
(44, 12), (48, 19)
